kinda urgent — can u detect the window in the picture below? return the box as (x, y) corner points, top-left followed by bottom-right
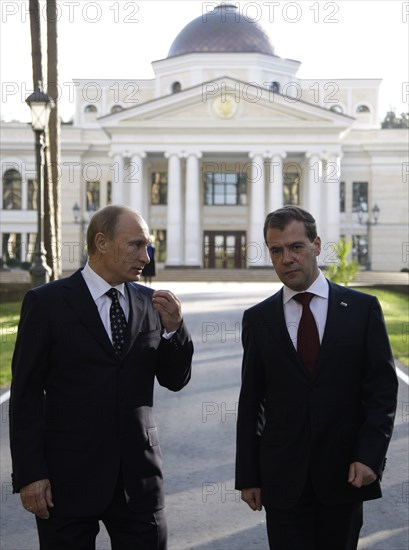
(339, 181), (345, 213)
(2, 232), (22, 266)
(356, 105), (370, 113)
(330, 105), (343, 114)
(352, 234), (368, 266)
(27, 179), (38, 210)
(151, 229), (166, 263)
(283, 173), (299, 205)
(171, 81), (181, 93)
(3, 168), (22, 209)
(86, 181), (100, 211)
(151, 172), (168, 205)
(84, 105), (97, 113)
(352, 182), (368, 212)
(107, 181), (112, 205)
(270, 81), (280, 93)
(204, 172), (247, 206)
(111, 105), (123, 114)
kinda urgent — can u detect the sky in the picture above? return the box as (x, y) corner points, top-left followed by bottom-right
(1, 0), (408, 123)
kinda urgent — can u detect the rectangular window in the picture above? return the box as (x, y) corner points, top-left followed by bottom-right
(283, 173), (299, 205)
(151, 229), (166, 262)
(27, 179), (38, 210)
(86, 181), (100, 211)
(2, 232), (22, 266)
(151, 172), (168, 205)
(352, 234), (368, 266)
(107, 181), (112, 205)
(339, 181), (345, 213)
(204, 172), (247, 206)
(352, 182), (368, 212)
(3, 169), (22, 210)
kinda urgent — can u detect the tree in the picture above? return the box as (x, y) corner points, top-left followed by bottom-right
(381, 110), (409, 129)
(47, 0), (62, 278)
(29, 0), (59, 280)
(326, 239), (359, 287)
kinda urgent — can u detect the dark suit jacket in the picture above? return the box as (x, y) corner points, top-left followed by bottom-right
(10, 269), (193, 517)
(235, 280), (398, 510)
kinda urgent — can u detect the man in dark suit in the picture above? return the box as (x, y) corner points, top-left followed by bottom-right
(10, 205), (193, 550)
(235, 206), (398, 550)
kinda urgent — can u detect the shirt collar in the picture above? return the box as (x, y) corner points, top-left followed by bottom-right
(81, 262), (127, 301)
(283, 269), (329, 305)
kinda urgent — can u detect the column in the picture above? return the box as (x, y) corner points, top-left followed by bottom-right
(248, 152), (266, 267)
(305, 153), (322, 230)
(165, 152), (183, 266)
(268, 153), (286, 212)
(129, 152), (146, 213)
(324, 155), (341, 245)
(185, 152), (202, 267)
(111, 153), (124, 204)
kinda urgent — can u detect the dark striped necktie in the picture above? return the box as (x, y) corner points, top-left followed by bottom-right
(106, 288), (127, 355)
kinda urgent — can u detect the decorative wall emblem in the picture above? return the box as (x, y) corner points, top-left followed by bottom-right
(212, 95), (237, 118)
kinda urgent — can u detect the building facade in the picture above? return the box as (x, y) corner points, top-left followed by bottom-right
(1, 5), (408, 272)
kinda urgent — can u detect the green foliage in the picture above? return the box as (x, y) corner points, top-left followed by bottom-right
(381, 110), (409, 129)
(326, 239), (359, 287)
(0, 301), (21, 386)
(358, 288), (409, 367)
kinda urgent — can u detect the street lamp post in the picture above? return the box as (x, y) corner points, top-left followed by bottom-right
(358, 203), (380, 271)
(26, 88), (54, 287)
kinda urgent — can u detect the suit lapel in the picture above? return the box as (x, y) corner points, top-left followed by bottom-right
(61, 270), (116, 358)
(316, 280), (352, 371)
(260, 289), (306, 376)
(121, 283), (147, 357)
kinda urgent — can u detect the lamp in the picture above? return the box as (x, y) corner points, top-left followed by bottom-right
(26, 87), (54, 287)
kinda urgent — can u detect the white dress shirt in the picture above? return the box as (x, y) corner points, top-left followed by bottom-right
(81, 262), (129, 344)
(282, 269), (329, 351)
(81, 263), (175, 341)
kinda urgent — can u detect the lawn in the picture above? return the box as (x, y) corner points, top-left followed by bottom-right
(0, 287), (408, 387)
(356, 287), (408, 368)
(0, 301), (21, 387)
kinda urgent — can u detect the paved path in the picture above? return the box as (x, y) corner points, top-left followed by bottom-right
(1, 282), (408, 549)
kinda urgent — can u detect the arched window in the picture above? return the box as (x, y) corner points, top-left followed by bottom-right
(3, 168), (22, 210)
(111, 105), (124, 114)
(84, 104), (97, 113)
(171, 81), (181, 93)
(356, 105), (370, 113)
(330, 105), (344, 114)
(270, 81), (280, 93)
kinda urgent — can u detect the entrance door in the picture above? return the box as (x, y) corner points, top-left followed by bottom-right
(203, 231), (246, 268)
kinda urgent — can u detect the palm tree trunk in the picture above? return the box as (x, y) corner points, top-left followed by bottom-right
(46, 0), (61, 278)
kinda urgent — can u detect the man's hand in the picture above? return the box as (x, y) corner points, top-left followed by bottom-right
(348, 461), (377, 488)
(241, 487), (262, 511)
(152, 290), (182, 333)
(20, 479), (53, 519)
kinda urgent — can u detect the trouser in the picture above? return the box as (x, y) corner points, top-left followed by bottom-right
(266, 476), (363, 550)
(35, 473), (167, 550)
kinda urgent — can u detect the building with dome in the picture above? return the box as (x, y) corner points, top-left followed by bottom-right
(1, 4), (407, 272)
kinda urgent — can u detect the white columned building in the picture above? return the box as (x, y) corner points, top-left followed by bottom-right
(129, 152), (146, 214)
(185, 152), (202, 267)
(0, 4), (407, 273)
(248, 152), (266, 267)
(165, 152), (183, 267)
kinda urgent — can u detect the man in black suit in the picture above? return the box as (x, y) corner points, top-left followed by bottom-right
(10, 205), (193, 550)
(235, 206), (398, 550)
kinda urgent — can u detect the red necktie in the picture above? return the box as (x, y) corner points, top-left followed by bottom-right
(293, 292), (320, 375)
